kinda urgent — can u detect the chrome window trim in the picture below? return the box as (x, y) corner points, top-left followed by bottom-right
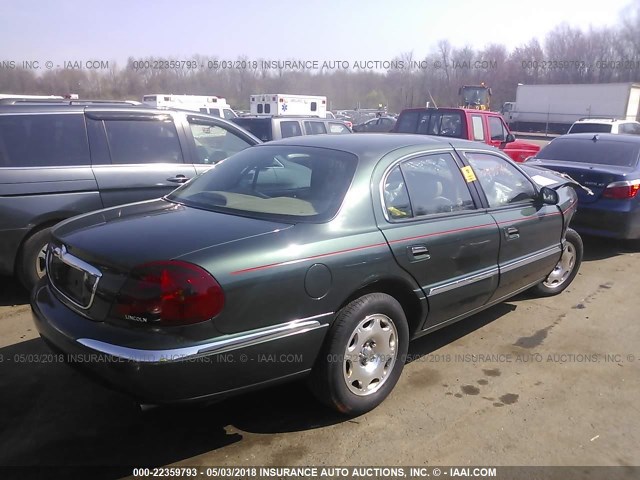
(46, 244), (102, 310)
(77, 312), (333, 363)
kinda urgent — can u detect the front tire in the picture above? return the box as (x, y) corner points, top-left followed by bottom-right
(532, 228), (583, 297)
(309, 293), (409, 415)
(17, 227), (52, 291)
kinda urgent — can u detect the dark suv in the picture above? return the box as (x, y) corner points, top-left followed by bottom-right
(230, 116), (352, 142)
(0, 104), (259, 289)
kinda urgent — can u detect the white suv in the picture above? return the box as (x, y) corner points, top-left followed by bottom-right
(568, 118), (640, 135)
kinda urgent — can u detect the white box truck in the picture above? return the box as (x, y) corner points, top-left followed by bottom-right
(142, 94), (237, 119)
(501, 83), (640, 134)
(250, 94), (327, 117)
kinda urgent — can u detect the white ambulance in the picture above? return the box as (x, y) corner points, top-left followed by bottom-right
(142, 94), (237, 119)
(250, 94), (327, 117)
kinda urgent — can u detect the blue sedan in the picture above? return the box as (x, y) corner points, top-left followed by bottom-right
(527, 133), (640, 239)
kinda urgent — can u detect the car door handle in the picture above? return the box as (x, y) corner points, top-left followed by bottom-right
(167, 175), (190, 184)
(504, 226), (520, 240)
(408, 245), (430, 261)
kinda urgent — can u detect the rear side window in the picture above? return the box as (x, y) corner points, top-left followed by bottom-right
(280, 121), (302, 138)
(401, 154), (475, 216)
(471, 115), (485, 141)
(537, 138), (640, 167)
(304, 121), (327, 135)
(0, 114), (89, 167)
(383, 153), (475, 219)
(104, 119), (183, 164)
(208, 108), (221, 117)
(232, 118), (272, 142)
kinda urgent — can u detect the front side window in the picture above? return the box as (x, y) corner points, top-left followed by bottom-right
(0, 114), (89, 167)
(465, 152), (536, 207)
(328, 122), (350, 134)
(189, 121), (252, 164)
(382, 153), (475, 219)
(104, 119), (183, 164)
(167, 146), (358, 222)
(488, 116), (506, 142)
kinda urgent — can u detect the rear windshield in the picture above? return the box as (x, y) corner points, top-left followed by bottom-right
(231, 118), (272, 142)
(568, 123), (613, 134)
(537, 138), (640, 167)
(167, 146), (358, 223)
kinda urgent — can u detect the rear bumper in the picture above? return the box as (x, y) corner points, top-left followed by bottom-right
(571, 205), (640, 239)
(31, 282), (329, 403)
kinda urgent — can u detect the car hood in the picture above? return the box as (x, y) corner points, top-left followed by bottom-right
(52, 199), (292, 270)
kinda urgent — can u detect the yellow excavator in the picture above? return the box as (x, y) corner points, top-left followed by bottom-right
(459, 83), (492, 110)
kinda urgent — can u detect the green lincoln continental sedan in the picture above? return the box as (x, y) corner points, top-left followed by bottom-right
(32, 134), (583, 415)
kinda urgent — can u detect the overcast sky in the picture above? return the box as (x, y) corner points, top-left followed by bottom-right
(0, 0), (632, 65)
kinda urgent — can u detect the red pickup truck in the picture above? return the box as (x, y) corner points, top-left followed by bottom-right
(392, 107), (540, 162)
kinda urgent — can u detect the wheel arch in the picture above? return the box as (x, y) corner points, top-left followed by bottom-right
(14, 217), (68, 274)
(335, 276), (427, 337)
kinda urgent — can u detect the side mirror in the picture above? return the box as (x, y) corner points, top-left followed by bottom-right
(505, 133), (516, 143)
(538, 186), (559, 205)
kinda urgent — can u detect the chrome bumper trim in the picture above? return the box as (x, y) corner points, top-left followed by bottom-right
(77, 312), (332, 363)
(47, 244), (102, 310)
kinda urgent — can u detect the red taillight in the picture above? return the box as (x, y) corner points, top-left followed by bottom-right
(113, 260), (224, 326)
(602, 180), (640, 200)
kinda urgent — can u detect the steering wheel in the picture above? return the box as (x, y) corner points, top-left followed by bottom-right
(432, 196), (454, 212)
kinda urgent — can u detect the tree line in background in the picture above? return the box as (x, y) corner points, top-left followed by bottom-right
(1, 2), (639, 112)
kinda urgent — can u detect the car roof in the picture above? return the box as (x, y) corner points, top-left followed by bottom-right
(551, 133), (640, 143)
(0, 104), (159, 114)
(255, 133), (496, 157)
(572, 118), (635, 125)
(398, 107), (494, 115)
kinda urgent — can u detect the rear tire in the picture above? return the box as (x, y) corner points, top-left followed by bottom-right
(532, 228), (583, 297)
(17, 227), (52, 291)
(308, 293), (409, 416)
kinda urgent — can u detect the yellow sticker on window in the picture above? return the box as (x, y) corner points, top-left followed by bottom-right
(461, 165), (477, 182)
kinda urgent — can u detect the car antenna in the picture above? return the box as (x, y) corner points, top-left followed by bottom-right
(427, 90), (438, 109)
(591, 134), (598, 142)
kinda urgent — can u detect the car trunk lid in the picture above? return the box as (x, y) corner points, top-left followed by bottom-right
(525, 159), (635, 203)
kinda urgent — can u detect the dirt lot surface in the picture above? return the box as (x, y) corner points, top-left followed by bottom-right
(0, 235), (638, 476)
